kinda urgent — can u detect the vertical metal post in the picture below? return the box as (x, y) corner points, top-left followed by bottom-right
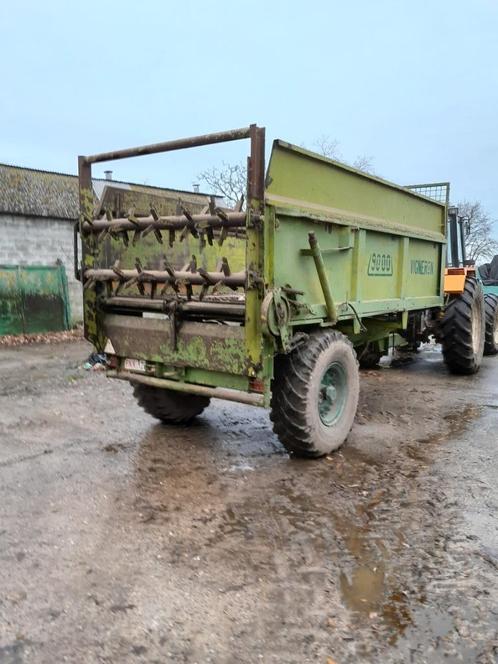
(458, 216), (467, 266)
(398, 236), (410, 301)
(447, 207), (460, 267)
(308, 232), (337, 324)
(248, 124), (265, 209)
(245, 125), (266, 377)
(351, 228), (366, 303)
(78, 157), (102, 348)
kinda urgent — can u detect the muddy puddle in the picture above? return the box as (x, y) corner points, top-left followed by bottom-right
(129, 396), (488, 659)
(3, 341), (496, 663)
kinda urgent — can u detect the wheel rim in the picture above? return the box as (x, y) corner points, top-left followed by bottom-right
(318, 362), (347, 426)
(494, 311), (498, 345)
(472, 302), (482, 354)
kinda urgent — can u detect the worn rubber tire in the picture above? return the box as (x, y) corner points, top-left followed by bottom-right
(441, 277), (485, 375)
(270, 330), (359, 458)
(132, 384), (210, 423)
(484, 293), (498, 356)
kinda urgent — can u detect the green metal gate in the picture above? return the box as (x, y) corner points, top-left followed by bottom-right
(0, 264), (71, 335)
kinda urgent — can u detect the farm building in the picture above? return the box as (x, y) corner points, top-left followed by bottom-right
(0, 164), (213, 334)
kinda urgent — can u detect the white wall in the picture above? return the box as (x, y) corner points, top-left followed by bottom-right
(0, 214), (82, 323)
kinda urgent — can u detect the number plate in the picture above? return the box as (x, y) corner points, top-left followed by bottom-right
(123, 358), (146, 373)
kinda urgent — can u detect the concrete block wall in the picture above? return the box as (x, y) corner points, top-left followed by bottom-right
(0, 214), (82, 323)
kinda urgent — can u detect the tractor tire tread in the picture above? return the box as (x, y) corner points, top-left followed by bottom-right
(133, 383), (210, 423)
(484, 293), (498, 356)
(441, 277), (484, 374)
(270, 330), (358, 458)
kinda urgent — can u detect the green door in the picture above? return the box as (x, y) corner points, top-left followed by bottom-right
(0, 264), (71, 335)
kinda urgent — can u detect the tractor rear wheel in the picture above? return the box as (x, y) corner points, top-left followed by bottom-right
(441, 277), (485, 374)
(133, 383), (210, 423)
(484, 293), (498, 356)
(270, 330), (359, 458)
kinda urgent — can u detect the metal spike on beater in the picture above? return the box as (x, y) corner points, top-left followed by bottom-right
(218, 225), (228, 246)
(127, 207), (140, 228)
(127, 207), (142, 244)
(185, 281), (193, 300)
(142, 224), (155, 238)
(83, 278), (96, 290)
(187, 255), (197, 273)
(221, 257), (238, 290)
(221, 257), (231, 276)
(181, 206), (199, 238)
(198, 267), (215, 301)
(148, 208), (163, 243)
(163, 259), (179, 293)
(179, 225), (189, 242)
(111, 260), (126, 280)
(216, 209), (230, 246)
(98, 228), (109, 242)
(83, 215), (94, 228)
(199, 230), (206, 250)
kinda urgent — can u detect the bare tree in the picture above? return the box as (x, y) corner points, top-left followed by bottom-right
(198, 161), (246, 208)
(312, 134), (376, 174)
(312, 135), (342, 160)
(457, 200), (498, 263)
(199, 136), (376, 202)
(352, 154), (375, 174)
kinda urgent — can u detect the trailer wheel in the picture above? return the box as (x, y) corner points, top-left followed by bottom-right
(484, 294), (498, 356)
(441, 277), (485, 374)
(132, 384), (210, 423)
(270, 330), (359, 458)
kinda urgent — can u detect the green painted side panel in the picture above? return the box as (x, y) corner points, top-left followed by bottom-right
(0, 265), (71, 335)
(266, 142), (446, 321)
(266, 141), (446, 237)
(271, 216), (443, 318)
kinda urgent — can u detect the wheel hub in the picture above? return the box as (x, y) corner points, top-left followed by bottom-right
(318, 362), (347, 427)
(472, 302), (483, 354)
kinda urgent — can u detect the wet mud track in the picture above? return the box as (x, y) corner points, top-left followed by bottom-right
(0, 342), (497, 663)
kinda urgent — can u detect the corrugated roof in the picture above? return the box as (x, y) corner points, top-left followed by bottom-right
(0, 163), (214, 220)
(0, 164), (80, 219)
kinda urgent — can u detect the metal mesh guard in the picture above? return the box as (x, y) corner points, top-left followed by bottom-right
(405, 182), (449, 205)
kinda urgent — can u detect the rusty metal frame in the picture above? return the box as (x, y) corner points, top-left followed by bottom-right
(82, 127), (254, 165)
(78, 125), (266, 358)
(107, 370), (265, 406)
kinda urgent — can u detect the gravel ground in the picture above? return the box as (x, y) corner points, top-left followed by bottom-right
(0, 341), (497, 663)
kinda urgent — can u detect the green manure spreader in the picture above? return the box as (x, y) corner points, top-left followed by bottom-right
(76, 125), (489, 457)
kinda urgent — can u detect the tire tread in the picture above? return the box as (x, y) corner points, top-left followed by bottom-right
(441, 277), (485, 374)
(270, 330), (358, 458)
(133, 384), (210, 423)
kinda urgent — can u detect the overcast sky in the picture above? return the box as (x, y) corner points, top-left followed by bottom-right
(1, 0), (497, 224)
